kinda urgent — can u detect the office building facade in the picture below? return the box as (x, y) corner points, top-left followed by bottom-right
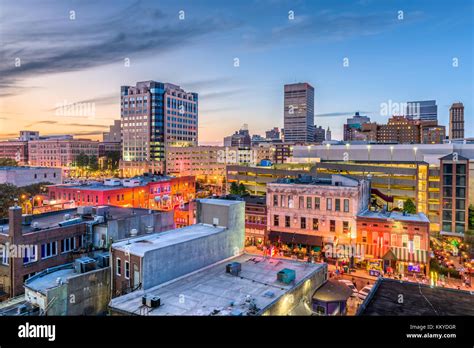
(283, 83), (315, 142)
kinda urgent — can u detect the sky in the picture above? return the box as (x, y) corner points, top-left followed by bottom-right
(0, 0), (472, 144)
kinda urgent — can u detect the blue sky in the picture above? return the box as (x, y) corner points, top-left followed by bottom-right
(0, 0), (472, 143)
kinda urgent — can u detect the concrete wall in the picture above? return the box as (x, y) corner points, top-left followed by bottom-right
(261, 263), (327, 316)
(0, 167), (62, 187)
(45, 267), (111, 315)
(141, 200), (245, 290)
(103, 211), (174, 244)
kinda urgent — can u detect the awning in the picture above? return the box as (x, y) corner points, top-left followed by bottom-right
(268, 231), (323, 247)
(391, 247), (429, 264)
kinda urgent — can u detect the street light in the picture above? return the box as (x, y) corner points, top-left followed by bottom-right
(413, 146), (418, 162)
(325, 143), (331, 161)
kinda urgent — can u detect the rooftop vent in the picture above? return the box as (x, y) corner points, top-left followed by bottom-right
(277, 268), (296, 284)
(142, 295), (161, 308)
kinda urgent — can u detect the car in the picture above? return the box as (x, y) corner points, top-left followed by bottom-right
(338, 279), (358, 296)
(357, 285), (373, 301)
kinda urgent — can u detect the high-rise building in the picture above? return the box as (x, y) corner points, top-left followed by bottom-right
(121, 81), (198, 163)
(325, 127), (332, 141)
(449, 102), (464, 140)
(265, 127), (280, 140)
(223, 125), (251, 147)
(283, 83), (314, 142)
(343, 112), (371, 141)
(103, 120), (121, 143)
(406, 100), (437, 122)
(314, 125), (325, 143)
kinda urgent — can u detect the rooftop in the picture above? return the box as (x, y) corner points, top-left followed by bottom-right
(272, 174), (360, 187)
(0, 166), (60, 171)
(51, 175), (173, 191)
(358, 278), (474, 316)
(0, 205), (162, 235)
(109, 253), (325, 316)
(112, 223), (226, 257)
(358, 210), (430, 223)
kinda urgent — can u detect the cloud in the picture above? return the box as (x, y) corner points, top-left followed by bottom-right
(316, 111), (372, 117)
(246, 10), (425, 48)
(0, 2), (238, 96)
(200, 89), (247, 100)
(25, 120), (108, 129)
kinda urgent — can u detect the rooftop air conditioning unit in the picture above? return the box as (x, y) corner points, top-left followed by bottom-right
(77, 206), (93, 215)
(21, 214), (33, 226)
(226, 262), (241, 276)
(74, 257), (96, 274)
(96, 254), (110, 268)
(142, 295), (161, 308)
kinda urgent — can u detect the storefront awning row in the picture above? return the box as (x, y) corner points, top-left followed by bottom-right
(390, 247), (429, 264)
(268, 231), (323, 247)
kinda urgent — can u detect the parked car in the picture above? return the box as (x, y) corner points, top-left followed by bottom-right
(357, 285), (373, 301)
(338, 279), (358, 297)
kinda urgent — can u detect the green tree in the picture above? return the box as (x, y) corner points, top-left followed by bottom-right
(238, 183), (248, 195)
(75, 152), (89, 168)
(88, 155), (99, 171)
(104, 151), (120, 170)
(469, 204), (474, 230)
(0, 184), (20, 218)
(403, 198), (417, 214)
(229, 182), (240, 195)
(0, 158), (18, 166)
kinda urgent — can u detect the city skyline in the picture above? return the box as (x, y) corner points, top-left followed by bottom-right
(0, 0), (472, 144)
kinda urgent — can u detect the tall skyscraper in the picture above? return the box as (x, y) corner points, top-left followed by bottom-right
(283, 83), (314, 142)
(406, 100), (437, 122)
(449, 102), (464, 140)
(326, 127), (332, 141)
(121, 81), (198, 163)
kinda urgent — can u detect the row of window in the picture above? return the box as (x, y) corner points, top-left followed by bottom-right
(272, 215), (347, 233)
(360, 231), (422, 250)
(273, 194), (350, 212)
(116, 258), (130, 279)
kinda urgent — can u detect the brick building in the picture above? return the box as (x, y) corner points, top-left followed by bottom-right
(0, 141), (28, 165)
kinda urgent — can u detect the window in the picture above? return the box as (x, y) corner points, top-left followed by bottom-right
(314, 197), (320, 210)
(61, 237), (75, 253)
(285, 216), (290, 228)
(299, 197), (304, 209)
(312, 218), (319, 231)
(23, 246), (37, 264)
(125, 261), (130, 279)
(300, 217), (306, 229)
(273, 195), (278, 207)
(1, 244), (9, 265)
(281, 195), (286, 207)
(273, 215), (279, 227)
(343, 199), (349, 212)
(116, 258), (122, 276)
(41, 242), (57, 259)
(343, 221), (349, 234)
(414, 235), (421, 250)
(362, 231), (367, 243)
(335, 199), (341, 212)
(391, 234), (397, 246)
(326, 198), (332, 211)
(330, 220), (336, 232)
(306, 197), (312, 209)
(402, 235), (408, 248)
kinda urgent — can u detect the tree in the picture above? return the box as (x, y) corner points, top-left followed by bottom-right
(88, 155), (99, 171)
(229, 182), (240, 195)
(0, 158), (18, 166)
(75, 152), (89, 168)
(238, 183), (248, 196)
(469, 204), (474, 230)
(403, 199), (417, 214)
(0, 184), (20, 218)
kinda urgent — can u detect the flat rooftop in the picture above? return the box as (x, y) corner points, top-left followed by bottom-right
(109, 253), (325, 316)
(52, 175), (173, 191)
(0, 205), (162, 235)
(359, 278), (474, 316)
(112, 223), (226, 257)
(358, 210), (430, 223)
(0, 166), (60, 171)
(25, 267), (76, 294)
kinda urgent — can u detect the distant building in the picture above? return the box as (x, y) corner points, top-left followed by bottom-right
(0, 166), (62, 187)
(314, 126), (325, 143)
(102, 120), (121, 143)
(343, 112), (371, 141)
(19, 131), (39, 142)
(224, 125), (251, 147)
(251, 134), (266, 146)
(449, 102), (464, 140)
(28, 138), (99, 168)
(0, 141), (28, 165)
(265, 127), (280, 140)
(325, 127), (332, 141)
(406, 100), (437, 122)
(284, 83), (315, 142)
(421, 125), (446, 144)
(377, 116), (420, 144)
